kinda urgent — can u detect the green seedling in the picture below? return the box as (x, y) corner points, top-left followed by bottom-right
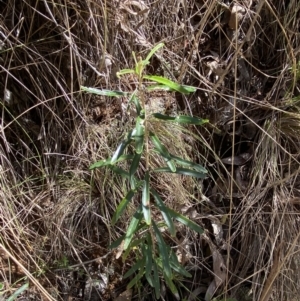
(82, 43), (208, 299)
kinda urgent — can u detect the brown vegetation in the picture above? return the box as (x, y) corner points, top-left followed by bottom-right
(0, 0), (300, 300)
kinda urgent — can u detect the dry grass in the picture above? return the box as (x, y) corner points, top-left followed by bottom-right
(0, 0), (300, 300)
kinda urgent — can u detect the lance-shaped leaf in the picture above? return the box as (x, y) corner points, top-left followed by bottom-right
(152, 221), (172, 279)
(153, 167), (206, 179)
(112, 189), (136, 225)
(121, 222), (150, 259)
(89, 158), (112, 170)
(150, 132), (176, 172)
(81, 86), (128, 96)
(147, 84), (174, 92)
(116, 68), (135, 77)
(135, 58), (144, 78)
(111, 142), (128, 165)
(142, 171), (151, 225)
(164, 277), (179, 300)
(153, 113), (209, 125)
(144, 42), (164, 64)
(109, 234), (125, 249)
(108, 165), (130, 178)
(170, 155), (207, 173)
(90, 154), (134, 170)
(127, 258), (146, 289)
(144, 241), (154, 287)
(111, 131), (133, 164)
(169, 249), (192, 277)
(129, 152), (142, 189)
(7, 282), (29, 301)
(133, 116), (145, 154)
(130, 93), (143, 116)
(116, 154), (135, 163)
(151, 188), (175, 237)
(124, 205), (143, 250)
(143, 75), (196, 94)
(122, 237), (145, 261)
(175, 115), (209, 125)
(153, 259), (161, 299)
(152, 113), (178, 121)
(124, 257), (146, 279)
(166, 208), (204, 234)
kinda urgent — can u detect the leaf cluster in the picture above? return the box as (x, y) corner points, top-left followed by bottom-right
(81, 43), (209, 299)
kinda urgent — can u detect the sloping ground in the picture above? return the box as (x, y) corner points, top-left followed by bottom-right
(0, 0), (300, 300)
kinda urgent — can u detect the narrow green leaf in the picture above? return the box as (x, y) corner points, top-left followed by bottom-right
(116, 68), (135, 77)
(122, 237), (145, 261)
(115, 154), (135, 163)
(153, 113), (209, 125)
(147, 84), (174, 92)
(109, 234), (125, 249)
(153, 167), (173, 173)
(153, 167), (206, 179)
(144, 242), (154, 287)
(140, 109), (145, 119)
(165, 159), (176, 173)
(152, 113), (177, 121)
(111, 131), (133, 164)
(164, 277), (179, 299)
(129, 152), (142, 189)
(135, 58), (144, 77)
(175, 167), (206, 178)
(151, 149), (176, 173)
(150, 132), (176, 172)
(130, 94), (143, 116)
(155, 256), (163, 270)
(149, 132), (169, 155)
(145, 271), (154, 288)
(89, 158), (112, 169)
(124, 257), (145, 279)
(144, 43), (164, 63)
(133, 116), (145, 154)
(167, 208), (204, 234)
(152, 221), (172, 279)
(142, 171), (151, 225)
(130, 153), (141, 176)
(111, 141), (129, 164)
(130, 177), (137, 190)
(124, 205), (143, 250)
(112, 190), (136, 225)
(175, 115), (209, 125)
(151, 189), (175, 237)
(143, 75), (196, 94)
(81, 86), (127, 96)
(153, 259), (161, 299)
(127, 260), (145, 289)
(169, 250), (192, 278)
(170, 155), (207, 173)
(89, 154), (135, 170)
(108, 165), (130, 178)
(170, 260), (192, 278)
(7, 282), (29, 301)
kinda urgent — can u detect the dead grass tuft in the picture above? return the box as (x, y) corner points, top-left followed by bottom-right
(0, 0), (300, 300)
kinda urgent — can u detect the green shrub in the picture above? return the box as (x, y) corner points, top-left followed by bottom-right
(81, 43), (209, 299)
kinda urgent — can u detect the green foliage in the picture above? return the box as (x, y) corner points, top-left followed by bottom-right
(54, 255), (69, 268)
(81, 43), (208, 299)
(6, 282), (29, 301)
